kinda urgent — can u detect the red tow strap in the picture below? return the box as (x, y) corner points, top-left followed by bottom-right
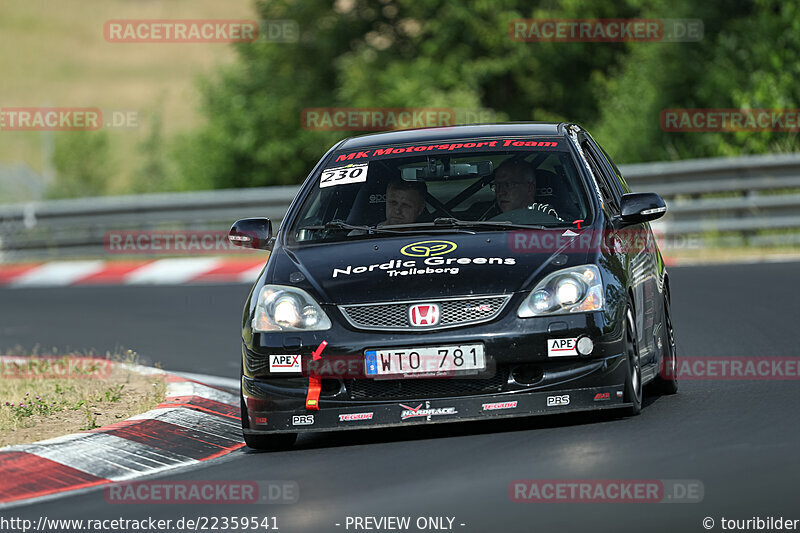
(305, 341), (328, 410)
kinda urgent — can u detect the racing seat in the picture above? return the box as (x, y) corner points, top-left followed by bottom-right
(534, 169), (581, 223)
(346, 176), (389, 226)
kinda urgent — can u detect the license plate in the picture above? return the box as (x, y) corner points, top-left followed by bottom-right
(365, 344), (485, 378)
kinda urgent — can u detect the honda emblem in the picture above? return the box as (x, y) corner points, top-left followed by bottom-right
(408, 304), (440, 327)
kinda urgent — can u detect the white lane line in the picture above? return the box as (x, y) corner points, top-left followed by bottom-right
(238, 264), (265, 282)
(10, 261), (106, 287)
(165, 381), (239, 406)
(127, 407), (241, 440)
(123, 258), (221, 285)
(169, 371), (239, 391)
(118, 363), (166, 376)
(5, 433), (197, 481)
(671, 254), (800, 267)
(122, 365), (239, 392)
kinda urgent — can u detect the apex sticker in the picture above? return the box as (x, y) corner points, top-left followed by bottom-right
(547, 338), (578, 357)
(270, 354), (301, 372)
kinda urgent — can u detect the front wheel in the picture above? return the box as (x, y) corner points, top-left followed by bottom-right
(653, 293), (679, 395)
(623, 306), (642, 416)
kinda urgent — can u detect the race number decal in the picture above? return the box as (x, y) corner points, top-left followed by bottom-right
(320, 163), (368, 188)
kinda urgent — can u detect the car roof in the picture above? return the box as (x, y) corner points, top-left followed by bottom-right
(337, 122), (572, 150)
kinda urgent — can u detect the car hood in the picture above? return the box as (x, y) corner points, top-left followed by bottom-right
(272, 232), (590, 305)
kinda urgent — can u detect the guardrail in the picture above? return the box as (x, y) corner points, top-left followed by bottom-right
(1, 153), (799, 261)
(624, 153), (800, 244)
(0, 187), (299, 261)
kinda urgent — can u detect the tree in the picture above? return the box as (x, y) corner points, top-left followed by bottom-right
(49, 131), (113, 199)
(176, 0), (635, 188)
(591, 0), (799, 162)
(177, 0), (799, 189)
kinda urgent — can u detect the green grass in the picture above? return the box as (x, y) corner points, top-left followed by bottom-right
(0, 351), (167, 446)
(0, 0), (254, 198)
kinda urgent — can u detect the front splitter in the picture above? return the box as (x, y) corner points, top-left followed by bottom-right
(244, 385), (629, 435)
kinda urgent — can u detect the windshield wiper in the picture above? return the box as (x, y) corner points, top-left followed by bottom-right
(299, 221), (400, 234)
(299, 221), (474, 235)
(427, 217), (551, 230)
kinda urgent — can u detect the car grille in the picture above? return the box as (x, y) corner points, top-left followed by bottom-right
(346, 367), (509, 401)
(339, 295), (510, 331)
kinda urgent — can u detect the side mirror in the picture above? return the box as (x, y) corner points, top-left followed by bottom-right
(618, 193), (667, 225)
(229, 218), (273, 250)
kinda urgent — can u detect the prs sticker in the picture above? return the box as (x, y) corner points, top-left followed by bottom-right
(292, 415), (314, 426)
(320, 162), (368, 188)
(546, 395), (570, 407)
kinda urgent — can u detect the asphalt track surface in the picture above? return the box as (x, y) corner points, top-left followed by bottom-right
(2, 261), (800, 532)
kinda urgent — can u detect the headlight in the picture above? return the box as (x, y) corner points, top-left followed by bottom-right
(555, 278), (582, 305)
(518, 265), (604, 317)
(252, 285), (332, 332)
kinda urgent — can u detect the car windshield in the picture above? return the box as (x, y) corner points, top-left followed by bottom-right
(289, 137), (591, 244)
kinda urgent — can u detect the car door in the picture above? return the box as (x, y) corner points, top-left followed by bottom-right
(581, 135), (658, 365)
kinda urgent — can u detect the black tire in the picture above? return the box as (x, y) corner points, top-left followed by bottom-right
(243, 431), (297, 451)
(653, 293), (679, 395)
(623, 306), (643, 416)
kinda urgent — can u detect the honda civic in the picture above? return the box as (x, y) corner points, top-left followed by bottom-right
(229, 123), (678, 450)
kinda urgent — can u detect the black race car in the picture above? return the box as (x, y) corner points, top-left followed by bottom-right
(229, 123), (678, 450)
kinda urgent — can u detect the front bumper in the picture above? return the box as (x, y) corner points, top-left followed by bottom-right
(243, 352), (629, 434)
(244, 384), (629, 435)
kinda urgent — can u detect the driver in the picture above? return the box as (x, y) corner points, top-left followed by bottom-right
(492, 160), (537, 213)
(382, 178), (427, 225)
(489, 160), (562, 220)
